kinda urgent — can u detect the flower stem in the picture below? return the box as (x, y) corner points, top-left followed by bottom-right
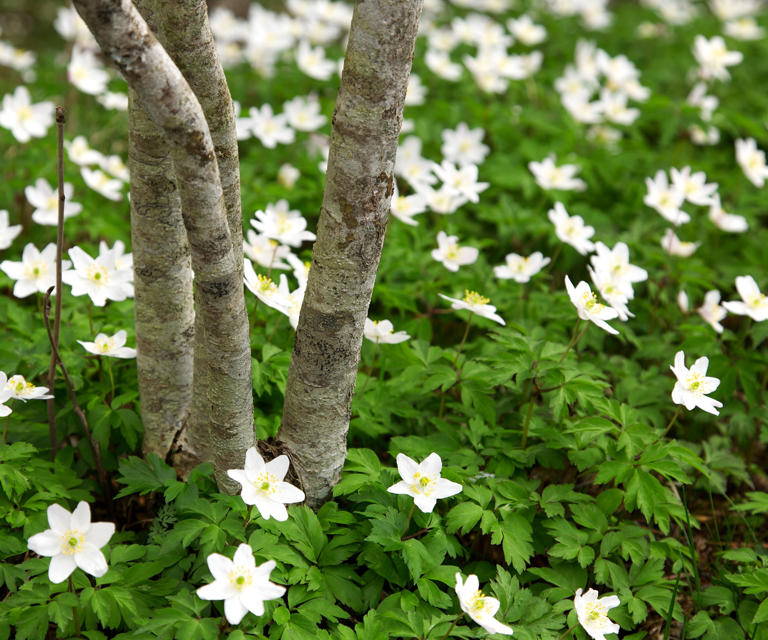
(557, 624), (578, 640)
(521, 381), (535, 449)
(104, 358), (115, 405)
(660, 405), (683, 441)
(544, 243), (562, 273)
(1, 414), (9, 445)
(403, 502), (415, 534)
(358, 342), (380, 397)
(452, 313), (473, 367)
(69, 576), (81, 638)
(559, 318), (584, 363)
(439, 613), (463, 640)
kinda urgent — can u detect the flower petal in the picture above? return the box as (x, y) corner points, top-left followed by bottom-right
(224, 595), (248, 625)
(86, 522), (115, 549)
(274, 482), (305, 504)
(233, 544), (255, 570)
(75, 546), (109, 577)
(207, 553), (233, 581)
(197, 579), (236, 601)
(49, 554), (77, 583)
(396, 453), (418, 481)
(265, 455), (290, 481)
(71, 502), (92, 532)
(28, 529), (61, 556)
(47, 503), (72, 533)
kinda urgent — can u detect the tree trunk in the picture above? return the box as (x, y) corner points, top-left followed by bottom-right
(151, 0), (245, 474)
(278, 0), (423, 507)
(73, 0), (254, 489)
(129, 89), (195, 463)
(129, 0), (196, 467)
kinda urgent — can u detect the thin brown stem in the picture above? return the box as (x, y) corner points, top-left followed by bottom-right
(439, 613), (463, 640)
(43, 289), (114, 515)
(47, 106), (66, 460)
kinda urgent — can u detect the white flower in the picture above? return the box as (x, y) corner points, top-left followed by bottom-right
(439, 290), (505, 325)
(27, 501), (115, 584)
(589, 241), (647, 297)
(387, 453), (462, 513)
(724, 17), (764, 40)
(0, 209), (21, 250)
(0, 372), (13, 417)
(364, 319), (410, 345)
(708, 195), (747, 233)
(670, 166), (718, 206)
(722, 275), (768, 321)
(226, 447), (305, 521)
(247, 104), (295, 149)
(243, 261), (291, 313)
(425, 49), (463, 81)
(196, 544), (285, 625)
(644, 170), (688, 225)
(277, 163), (300, 189)
(587, 265), (634, 321)
(99, 154), (129, 182)
(78, 330), (137, 358)
(661, 228), (700, 257)
(507, 14), (546, 46)
(735, 138), (768, 188)
(440, 122), (489, 166)
(62, 246), (134, 306)
(243, 231), (292, 270)
(81, 167), (123, 201)
(99, 240), (133, 274)
(6, 375), (53, 401)
(698, 290), (727, 334)
(431, 231), (479, 272)
(250, 200), (315, 247)
(0, 86), (54, 143)
(96, 91), (128, 111)
(693, 35), (742, 81)
(431, 161), (488, 203)
(529, 154), (587, 191)
(670, 350), (723, 415)
(564, 275), (619, 335)
(390, 182), (427, 227)
(454, 573), (514, 636)
(295, 40), (335, 80)
(678, 289), (690, 313)
(65, 135), (104, 166)
(25, 178), (83, 226)
(282, 95), (325, 132)
(0, 243), (71, 298)
(405, 74), (427, 106)
(493, 252), (550, 283)
(548, 202), (595, 255)
(574, 588), (620, 640)
(68, 46), (110, 95)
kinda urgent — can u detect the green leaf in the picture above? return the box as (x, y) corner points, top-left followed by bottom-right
(501, 512), (534, 573)
(445, 501), (483, 535)
(115, 454), (178, 498)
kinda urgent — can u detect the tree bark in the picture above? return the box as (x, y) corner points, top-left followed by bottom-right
(73, 0), (254, 489)
(129, 89), (195, 463)
(129, 0), (196, 466)
(278, 0), (423, 507)
(150, 0), (245, 472)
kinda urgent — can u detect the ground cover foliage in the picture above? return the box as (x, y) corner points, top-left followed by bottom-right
(0, 0), (767, 638)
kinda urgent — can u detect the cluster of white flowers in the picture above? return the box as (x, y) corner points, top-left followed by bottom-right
(236, 95), (327, 148)
(555, 40), (649, 142)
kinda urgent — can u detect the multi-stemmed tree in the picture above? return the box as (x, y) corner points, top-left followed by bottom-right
(72, 0), (423, 504)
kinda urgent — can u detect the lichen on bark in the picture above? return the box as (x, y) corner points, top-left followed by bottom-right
(278, 0), (424, 507)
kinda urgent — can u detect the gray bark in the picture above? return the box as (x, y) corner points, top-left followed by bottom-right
(73, 0), (254, 489)
(129, 0), (196, 466)
(129, 89), (195, 463)
(278, 0), (423, 507)
(150, 0), (244, 470)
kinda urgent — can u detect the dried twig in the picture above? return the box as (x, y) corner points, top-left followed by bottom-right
(47, 106), (66, 460)
(43, 288), (115, 517)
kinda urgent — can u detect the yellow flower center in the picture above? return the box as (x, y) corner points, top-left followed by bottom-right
(410, 471), (434, 495)
(463, 290), (489, 305)
(581, 290), (600, 311)
(470, 590), (490, 614)
(253, 471), (279, 495)
(86, 264), (110, 285)
(60, 530), (85, 555)
(228, 567), (253, 591)
(256, 274), (276, 293)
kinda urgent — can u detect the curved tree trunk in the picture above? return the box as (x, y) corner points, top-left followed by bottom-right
(73, 0), (254, 490)
(129, 89), (195, 463)
(151, 0), (245, 474)
(130, 0), (196, 467)
(278, 0), (423, 507)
